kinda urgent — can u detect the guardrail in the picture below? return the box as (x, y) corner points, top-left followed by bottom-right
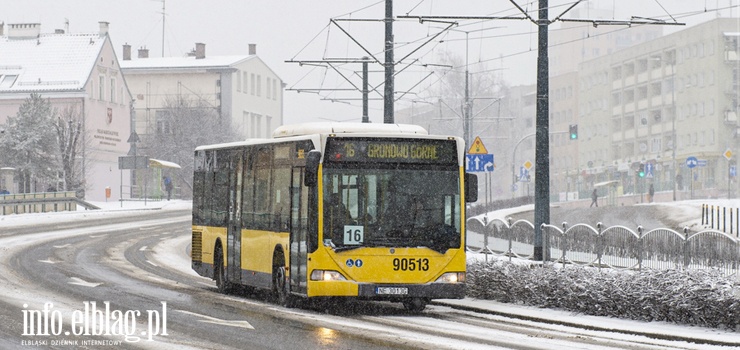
(0, 191), (99, 215)
(466, 217), (740, 278)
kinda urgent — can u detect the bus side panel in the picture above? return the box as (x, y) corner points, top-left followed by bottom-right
(239, 229), (290, 289)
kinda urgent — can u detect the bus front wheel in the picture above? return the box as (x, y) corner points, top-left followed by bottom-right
(272, 257), (296, 308)
(403, 298), (428, 313)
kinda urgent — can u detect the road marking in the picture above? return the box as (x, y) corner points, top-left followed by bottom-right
(139, 246), (148, 251)
(147, 260), (158, 267)
(38, 259), (57, 264)
(53, 244), (71, 249)
(68, 277), (102, 288)
(176, 309), (254, 329)
(89, 234), (108, 238)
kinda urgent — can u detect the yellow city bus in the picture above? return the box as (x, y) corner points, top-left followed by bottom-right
(191, 123), (477, 311)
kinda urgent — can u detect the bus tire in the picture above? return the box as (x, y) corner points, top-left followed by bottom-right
(214, 244), (232, 293)
(272, 255), (295, 308)
(403, 298), (427, 313)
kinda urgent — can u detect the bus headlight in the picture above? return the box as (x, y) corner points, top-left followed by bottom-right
(434, 272), (466, 283)
(310, 270), (347, 281)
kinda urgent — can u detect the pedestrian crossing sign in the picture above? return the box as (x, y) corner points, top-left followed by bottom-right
(468, 136), (488, 154)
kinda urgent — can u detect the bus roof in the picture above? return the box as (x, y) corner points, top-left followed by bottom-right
(272, 122), (428, 138)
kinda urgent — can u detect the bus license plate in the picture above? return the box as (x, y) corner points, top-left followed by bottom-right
(376, 287), (408, 295)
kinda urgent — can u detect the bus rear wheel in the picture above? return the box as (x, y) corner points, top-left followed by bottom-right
(402, 298), (428, 313)
(214, 245), (232, 293)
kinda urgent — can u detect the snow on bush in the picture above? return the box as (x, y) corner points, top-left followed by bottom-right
(467, 260), (740, 330)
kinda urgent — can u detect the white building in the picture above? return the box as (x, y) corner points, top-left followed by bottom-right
(120, 43), (284, 140)
(0, 22), (132, 201)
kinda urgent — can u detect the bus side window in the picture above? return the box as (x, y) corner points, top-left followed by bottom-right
(254, 147), (272, 230)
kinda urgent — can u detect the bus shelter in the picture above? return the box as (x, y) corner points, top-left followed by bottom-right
(594, 180), (619, 207)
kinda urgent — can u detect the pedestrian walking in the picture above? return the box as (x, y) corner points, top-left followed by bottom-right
(648, 184), (655, 203)
(590, 188), (598, 207)
(163, 176), (173, 201)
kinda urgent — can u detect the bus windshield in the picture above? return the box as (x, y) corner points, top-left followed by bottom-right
(322, 166), (461, 253)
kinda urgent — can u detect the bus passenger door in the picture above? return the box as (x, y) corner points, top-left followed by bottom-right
(226, 151), (243, 284)
(290, 167), (308, 294)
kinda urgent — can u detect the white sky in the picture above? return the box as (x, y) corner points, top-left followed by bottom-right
(1, 1), (736, 124)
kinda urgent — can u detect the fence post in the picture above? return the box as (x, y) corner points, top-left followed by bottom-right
(507, 217), (513, 263)
(637, 225), (643, 271)
(483, 215), (489, 263)
(723, 206), (727, 233)
(683, 227), (690, 270)
(711, 205), (714, 229)
(702, 204), (706, 226)
(561, 221), (568, 269)
(597, 222), (603, 269)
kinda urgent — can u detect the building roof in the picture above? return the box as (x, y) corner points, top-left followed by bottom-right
(0, 33), (105, 92)
(119, 55), (255, 71)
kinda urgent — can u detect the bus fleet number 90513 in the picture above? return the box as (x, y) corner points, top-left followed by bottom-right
(392, 258), (429, 271)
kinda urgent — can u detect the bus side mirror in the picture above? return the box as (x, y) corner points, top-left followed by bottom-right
(304, 150), (321, 187)
(465, 173), (478, 203)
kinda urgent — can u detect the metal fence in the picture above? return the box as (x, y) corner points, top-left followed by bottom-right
(466, 216), (740, 277)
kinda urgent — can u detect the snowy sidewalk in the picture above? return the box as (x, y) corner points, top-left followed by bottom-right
(434, 298), (740, 347)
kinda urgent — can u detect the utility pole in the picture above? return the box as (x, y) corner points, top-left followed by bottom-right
(362, 57), (369, 123)
(533, 0), (550, 262)
(384, 0), (394, 124)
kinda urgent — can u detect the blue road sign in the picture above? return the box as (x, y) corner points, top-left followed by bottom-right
(519, 166), (530, 182)
(697, 159), (708, 167)
(731, 165), (737, 177)
(645, 163), (654, 178)
(686, 156), (698, 169)
(465, 154), (494, 172)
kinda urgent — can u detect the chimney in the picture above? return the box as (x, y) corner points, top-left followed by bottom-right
(138, 47), (149, 59)
(123, 43), (131, 61)
(7, 23), (41, 39)
(98, 21), (109, 37)
(0, 22), (4, 37)
(195, 42), (205, 59)
(54, 29), (65, 34)
(248, 43), (256, 55)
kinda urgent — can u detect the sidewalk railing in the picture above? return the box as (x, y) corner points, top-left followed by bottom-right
(0, 191), (99, 215)
(467, 217), (740, 278)
(702, 204), (739, 236)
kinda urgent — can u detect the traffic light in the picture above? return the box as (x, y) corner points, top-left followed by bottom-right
(638, 163), (645, 178)
(569, 124), (578, 140)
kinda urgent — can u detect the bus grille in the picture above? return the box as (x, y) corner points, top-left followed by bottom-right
(192, 230), (202, 262)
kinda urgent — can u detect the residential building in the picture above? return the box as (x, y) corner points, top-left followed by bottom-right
(578, 17), (740, 199)
(120, 43), (283, 142)
(0, 22), (132, 201)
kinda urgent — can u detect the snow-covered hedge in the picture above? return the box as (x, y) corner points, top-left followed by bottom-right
(467, 261), (740, 330)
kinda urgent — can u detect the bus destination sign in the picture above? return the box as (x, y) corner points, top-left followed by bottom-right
(325, 138), (457, 165)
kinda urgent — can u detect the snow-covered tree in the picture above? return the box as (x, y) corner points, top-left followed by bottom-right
(54, 105), (84, 194)
(0, 93), (59, 193)
(142, 96), (240, 198)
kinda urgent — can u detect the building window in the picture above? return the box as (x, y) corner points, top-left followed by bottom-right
(250, 73), (255, 95)
(266, 78), (271, 99)
(110, 78), (116, 103)
(265, 115), (271, 136)
(243, 72), (248, 93)
(251, 113), (262, 138)
(273, 78), (278, 100)
(256, 75), (262, 97)
(0, 74), (17, 88)
(237, 71), (241, 92)
(99, 75), (105, 101)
